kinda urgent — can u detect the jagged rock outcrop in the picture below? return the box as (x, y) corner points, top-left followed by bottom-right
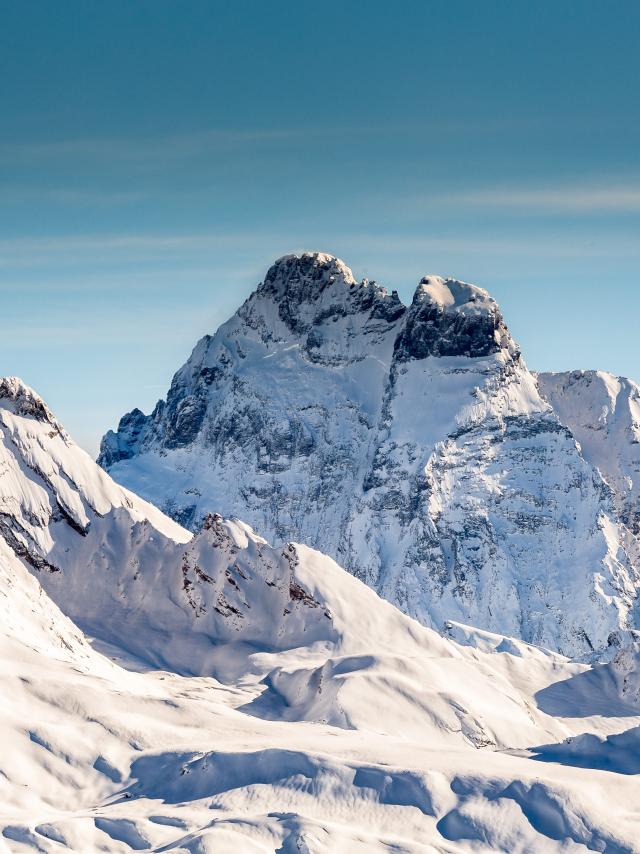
(98, 253), (640, 657)
(394, 276), (516, 361)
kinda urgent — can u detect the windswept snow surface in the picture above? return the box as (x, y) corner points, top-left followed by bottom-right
(99, 254), (640, 658)
(2, 380), (640, 851)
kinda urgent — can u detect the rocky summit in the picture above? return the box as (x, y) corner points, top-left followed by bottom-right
(99, 252), (640, 658)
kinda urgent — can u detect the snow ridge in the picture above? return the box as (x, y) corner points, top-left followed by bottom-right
(0, 376), (59, 425)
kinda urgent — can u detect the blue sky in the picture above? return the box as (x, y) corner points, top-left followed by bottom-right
(1, 1), (639, 454)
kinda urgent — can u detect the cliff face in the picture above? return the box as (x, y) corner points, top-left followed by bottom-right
(98, 253), (640, 658)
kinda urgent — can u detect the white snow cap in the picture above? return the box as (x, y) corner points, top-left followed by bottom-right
(0, 375), (44, 402)
(415, 275), (498, 316)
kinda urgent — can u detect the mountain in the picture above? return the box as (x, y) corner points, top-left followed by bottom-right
(538, 370), (640, 540)
(3, 377), (640, 852)
(99, 253), (639, 659)
(0, 376), (361, 672)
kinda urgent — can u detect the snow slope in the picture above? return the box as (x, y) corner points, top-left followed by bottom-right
(538, 370), (640, 541)
(2, 383), (640, 851)
(4, 588), (640, 853)
(99, 254), (639, 658)
(0, 377), (346, 672)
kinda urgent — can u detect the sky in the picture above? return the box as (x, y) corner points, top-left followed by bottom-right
(1, 1), (639, 455)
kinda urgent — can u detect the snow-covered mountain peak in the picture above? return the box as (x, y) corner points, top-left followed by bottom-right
(256, 252), (359, 318)
(261, 251), (358, 292)
(0, 375), (59, 426)
(98, 257), (640, 658)
(395, 274), (516, 361)
(415, 275), (495, 316)
(0, 376), (189, 575)
(251, 251), (405, 337)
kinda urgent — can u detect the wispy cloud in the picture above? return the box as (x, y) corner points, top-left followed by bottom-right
(345, 232), (640, 256)
(0, 231), (268, 268)
(0, 301), (224, 345)
(0, 128), (303, 163)
(0, 187), (150, 206)
(1, 227), (639, 285)
(0, 117), (553, 165)
(431, 183), (640, 214)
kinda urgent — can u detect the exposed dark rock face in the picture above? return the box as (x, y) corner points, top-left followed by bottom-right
(257, 253), (404, 332)
(394, 278), (515, 362)
(99, 408), (151, 466)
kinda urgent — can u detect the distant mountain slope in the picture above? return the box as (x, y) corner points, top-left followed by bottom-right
(98, 254), (639, 658)
(538, 369), (640, 539)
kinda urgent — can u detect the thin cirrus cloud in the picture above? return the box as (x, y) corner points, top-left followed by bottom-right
(1, 229), (639, 283)
(1, 187), (151, 206)
(0, 129), (304, 163)
(0, 232), (276, 274)
(0, 126), (399, 166)
(432, 182), (640, 214)
(0, 118), (553, 165)
(0, 231), (611, 266)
